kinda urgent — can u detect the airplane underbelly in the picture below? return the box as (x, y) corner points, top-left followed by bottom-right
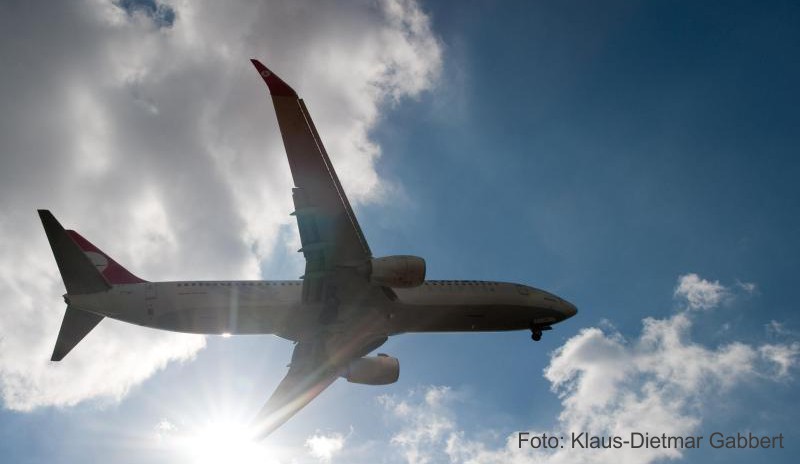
(388, 304), (561, 333)
(141, 287), (299, 334)
(154, 307), (283, 334)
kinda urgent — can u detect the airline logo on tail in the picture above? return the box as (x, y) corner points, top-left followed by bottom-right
(85, 252), (108, 273)
(66, 230), (147, 285)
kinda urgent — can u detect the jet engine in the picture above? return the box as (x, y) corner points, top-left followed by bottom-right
(361, 255), (426, 288)
(343, 354), (400, 385)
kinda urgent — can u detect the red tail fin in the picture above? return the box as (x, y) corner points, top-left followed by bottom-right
(66, 230), (147, 284)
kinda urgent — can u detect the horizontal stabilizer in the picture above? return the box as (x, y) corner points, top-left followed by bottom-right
(51, 306), (104, 361)
(38, 210), (110, 295)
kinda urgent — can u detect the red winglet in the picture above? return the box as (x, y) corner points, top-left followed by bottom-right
(250, 59), (297, 97)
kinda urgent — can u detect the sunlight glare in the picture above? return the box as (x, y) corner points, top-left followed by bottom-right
(180, 419), (275, 464)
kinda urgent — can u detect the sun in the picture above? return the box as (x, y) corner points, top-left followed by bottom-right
(175, 418), (278, 464)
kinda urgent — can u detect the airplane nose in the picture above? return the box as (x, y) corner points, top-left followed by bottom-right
(561, 300), (578, 319)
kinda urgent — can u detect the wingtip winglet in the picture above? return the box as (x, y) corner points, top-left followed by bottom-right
(250, 59), (297, 97)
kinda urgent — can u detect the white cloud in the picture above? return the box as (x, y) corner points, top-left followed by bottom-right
(0, 0), (442, 410)
(767, 320), (785, 335)
(379, 386), (456, 464)
(673, 273), (728, 310)
(380, 274), (798, 464)
(154, 418), (178, 442)
(306, 432), (347, 463)
(759, 343), (800, 379)
(736, 280), (757, 294)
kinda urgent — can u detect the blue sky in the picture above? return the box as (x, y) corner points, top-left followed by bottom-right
(1, 1), (798, 463)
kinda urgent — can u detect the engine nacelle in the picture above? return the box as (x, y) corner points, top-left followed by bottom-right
(363, 255), (426, 288)
(343, 354), (400, 385)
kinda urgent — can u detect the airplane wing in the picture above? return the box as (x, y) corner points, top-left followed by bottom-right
(251, 332), (387, 438)
(251, 59), (376, 310)
(250, 60), (395, 438)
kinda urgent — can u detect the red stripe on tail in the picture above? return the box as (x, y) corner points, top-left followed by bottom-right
(66, 230), (147, 284)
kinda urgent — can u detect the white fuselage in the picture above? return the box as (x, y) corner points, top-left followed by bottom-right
(68, 280), (576, 342)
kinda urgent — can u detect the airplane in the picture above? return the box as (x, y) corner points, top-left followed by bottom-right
(38, 59), (578, 438)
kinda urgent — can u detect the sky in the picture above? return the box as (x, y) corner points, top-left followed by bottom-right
(1, 0), (799, 463)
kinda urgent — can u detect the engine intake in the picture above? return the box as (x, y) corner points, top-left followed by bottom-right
(362, 255), (426, 288)
(343, 354), (400, 385)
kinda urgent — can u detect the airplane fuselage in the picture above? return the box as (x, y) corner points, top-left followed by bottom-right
(68, 279), (576, 342)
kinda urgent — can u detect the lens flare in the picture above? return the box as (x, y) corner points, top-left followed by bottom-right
(173, 418), (277, 464)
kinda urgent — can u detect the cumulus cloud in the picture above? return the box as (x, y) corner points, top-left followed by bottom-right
(306, 431), (347, 463)
(380, 274), (798, 464)
(673, 273), (728, 310)
(0, 0), (441, 410)
(379, 386), (457, 464)
(759, 343), (800, 379)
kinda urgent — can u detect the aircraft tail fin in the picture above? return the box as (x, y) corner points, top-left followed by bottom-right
(38, 210), (112, 361)
(51, 306), (104, 361)
(38, 210), (111, 295)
